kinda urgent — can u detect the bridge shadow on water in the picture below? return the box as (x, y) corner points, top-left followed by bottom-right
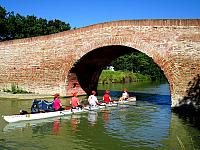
(98, 90), (171, 106)
(99, 81), (200, 130)
(173, 74), (200, 129)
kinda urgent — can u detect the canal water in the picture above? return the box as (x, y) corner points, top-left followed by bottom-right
(0, 81), (200, 150)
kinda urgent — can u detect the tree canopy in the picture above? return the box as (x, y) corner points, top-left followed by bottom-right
(0, 5), (71, 41)
(111, 51), (166, 81)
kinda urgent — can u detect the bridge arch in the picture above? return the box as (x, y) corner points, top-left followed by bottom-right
(66, 44), (171, 94)
(0, 19), (199, 107)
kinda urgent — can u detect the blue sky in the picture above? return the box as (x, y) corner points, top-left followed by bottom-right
(1, 0), (200, 28)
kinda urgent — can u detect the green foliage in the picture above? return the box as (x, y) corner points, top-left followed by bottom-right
(0, 5), (72, 41)
(111, 51), (166, 81)
(0, 6), (8, 40)
(99, 70), (151, 84)
(3, 84), (30, 94)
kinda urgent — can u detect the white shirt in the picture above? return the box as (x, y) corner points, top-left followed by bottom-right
(88, 95), (98, 106)
(122, 91), (129, 99)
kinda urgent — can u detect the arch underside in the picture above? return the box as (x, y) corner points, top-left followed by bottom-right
(69, 45), (161, 95)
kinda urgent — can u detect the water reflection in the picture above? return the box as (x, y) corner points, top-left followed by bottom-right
(102, 110), (110, 123)
(1, 100), (200, 150)
(162, 112), (200, 150)
(70, 114), (81, 134)
(2, 116), (71, 133)
(98, 81), (170, 96)
(99, 101), (170, 147)
(53, 119), (60, 135)
(88, 111), (98, 125)
(1, 82), (200, 150)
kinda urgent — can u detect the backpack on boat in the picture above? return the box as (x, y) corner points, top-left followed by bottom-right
(31, 99), (54, 113)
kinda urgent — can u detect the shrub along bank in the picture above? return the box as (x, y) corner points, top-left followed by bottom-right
(98, 70), (151, 84)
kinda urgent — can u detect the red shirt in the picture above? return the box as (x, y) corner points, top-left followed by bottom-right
(103, 94), (111, 103)
(71, 97), (79, 107)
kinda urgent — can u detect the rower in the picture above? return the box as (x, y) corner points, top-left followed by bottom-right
(119, 88), (129, 101)
(70, 92), (82, 109)
(88, 90), (99, 107)
(53, 93), (63, 111)
(103, 90), (112, 104)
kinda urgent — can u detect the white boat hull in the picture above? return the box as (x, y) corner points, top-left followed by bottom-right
(113, 96), (137, 104)
(83, 103), (118, 111)
(3, 110), (72, 123)
(128, 96), (137, 102)
(71, 108), (85, 114)
(100, 103), (118, 107)
(84, 106), (101, 111)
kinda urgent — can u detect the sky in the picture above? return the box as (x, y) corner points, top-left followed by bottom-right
(1, 0), (200, 28)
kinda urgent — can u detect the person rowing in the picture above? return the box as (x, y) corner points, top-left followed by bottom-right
(70, 92), (83, 109)
(119, 88), (129, 101)
(119, 88), (137, 102)
(103, 90), (112, 104)
(88, 90), (99, 107)
(53, 93), (63, 111)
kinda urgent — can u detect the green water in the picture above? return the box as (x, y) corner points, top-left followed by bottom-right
(0, 82), (199, 150)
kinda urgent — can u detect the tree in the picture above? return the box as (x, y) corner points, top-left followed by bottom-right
(0, 6), (8, 40)
(111, 51), (166, 81)
(0, 5), (72, 41)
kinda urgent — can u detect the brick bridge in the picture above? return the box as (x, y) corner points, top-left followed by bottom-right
(0, 19), (200, 107)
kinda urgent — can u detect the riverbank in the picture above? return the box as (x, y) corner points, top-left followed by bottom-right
(0, 91), (84, 100)
(98, 70), (151, 84)
(0, 91), (51, 100)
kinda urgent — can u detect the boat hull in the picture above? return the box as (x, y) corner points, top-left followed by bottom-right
(3, 110), (72, 123)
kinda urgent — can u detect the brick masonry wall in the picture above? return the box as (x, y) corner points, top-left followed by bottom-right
(0, 19), (199, 107)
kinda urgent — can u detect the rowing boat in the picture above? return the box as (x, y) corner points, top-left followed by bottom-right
(83, 105), (104, 111)
(2, 96), (136, 123)
(112, 96), (137, 104)
(2, 110), (73, 123)
(2, 105), (103, 123)
(99, 102), (118, 107)
(128, 96), (137, 101)
(3, 115), (73, 132)
(83, 101), (119, 111)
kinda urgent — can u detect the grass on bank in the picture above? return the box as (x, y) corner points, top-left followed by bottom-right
(99, 70), (151, 84)
(3, 84), (30, 94)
